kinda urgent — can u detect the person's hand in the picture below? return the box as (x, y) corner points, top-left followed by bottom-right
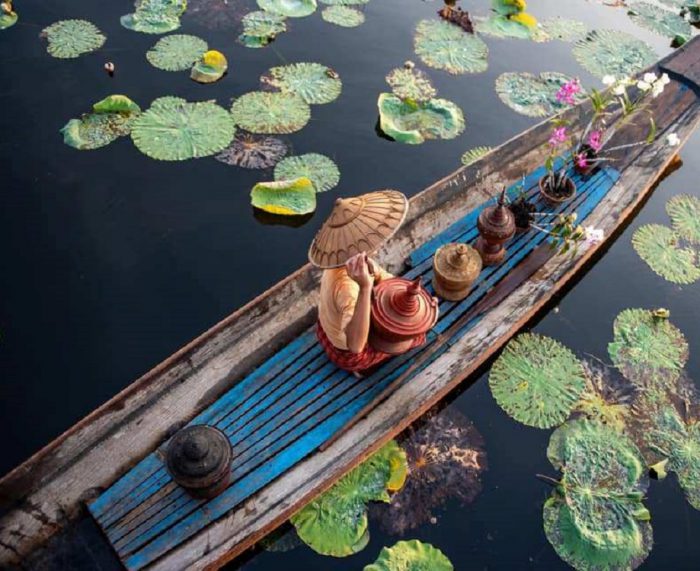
(346, 253), (374, 289)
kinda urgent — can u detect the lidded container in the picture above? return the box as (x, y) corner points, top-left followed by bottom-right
(369, 277), (438, 355)
(433, 243), (482, 301)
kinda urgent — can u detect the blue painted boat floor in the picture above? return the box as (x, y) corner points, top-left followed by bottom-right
(88, 165), (620, 570)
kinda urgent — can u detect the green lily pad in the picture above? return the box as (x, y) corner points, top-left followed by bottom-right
(573, 29), (656, 79)
(632, 224), (700, 284)
(238, 11), (287, 47)
(290, 440), (407, 557)
(364, 540), (454, 571)
(461, 146), (493, 166)
(414, 19), (489, 75)
(131, 97), (235, 161)
(489, 333), (586, 429)
(378, 93), (465, 145)
(41, 20), (105, 59)
(496, 72), (585, 118)
(0, 5), (18, 30)
(544, 419), (653, 571)
(536, 18), (588, 42)
(627, 1), (692, 39)
(476, 16), (532, 39)
(92, 95), (142, 114)
(190, 50), (227, 83)
(216, 132), (289, 169)
(262, 62), (342, 105)
(251, 178), (316, 215)
(491, 0), (525, 16)
(61, 95), (141, 150)
(608, 308), (689, 389)
(667, 194), (700, 244)
(322, 6), (365, 27)
(385, 64), (436, 104)
(146, 34), (208, 71)
(121, 0), (187, 34)
(274, 153), (340, 193)
(230, 92), (311, 134)
(257, 0), (316, 18)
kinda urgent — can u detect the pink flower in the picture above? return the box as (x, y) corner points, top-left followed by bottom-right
(549, 126), (568, 147)
(587, 130), (603, 153)
(555, 78), (581, 105)
(575, 153), (588, 168)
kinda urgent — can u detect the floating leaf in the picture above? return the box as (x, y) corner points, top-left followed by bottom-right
(121, 0), (187, 34)
(608, 308), (688, 389)
(41, 20), (105, 59)
(92, 95), (142, 114)
(377, 93), (465, 145)
(230, 92), (311, 134)
(632, 224), (700, 284)
(320, 0), (369, 4)
(146, 34), (208, 71)
(414, 19), (489, 75)
(573, 30), (656, 79)
(489, 333), (586, 429)
(496, 72), (585, 118)
(238, 11), (287, 47)
(251, 178), (316, 215)
(0, 4), (18, 30)
(131, 97), (235, 161)
(290, 440), (407, 557)
(364, 540), (454, 571)
(385, 64), (436, 104)
(257, 0), (316, 18)
(544, 420), (653, 571)
(274, 153), (340, 193)
(491, 0), (526, 16)
(262, 62), (342, 105)
(667, 194), (700, 244)
(476, 16), (532, 39)
(627, 1), (692, 39)
(321, 6), (365, 27)
(190, 49), (227, 83)
(61, 96), (141, 150)
(536, 18), (588, 42)
(461, 146), (493, 166)
(216, 132), (288, 169)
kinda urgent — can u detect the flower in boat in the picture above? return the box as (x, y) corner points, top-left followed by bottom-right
(602, 74), (616, 86)
(587, 130), (603, 152)
(549, 126), (568, 147)
(652, 73), (670, 98)
(584, 226), (604, 246)
(555, 77), (581, 105)
(667, 132), (680, 147)
(575, 153), (588, 169)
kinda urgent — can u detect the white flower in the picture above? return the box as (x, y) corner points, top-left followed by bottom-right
(602, 75), (616, 86)
(643, 72), (658, 84)
(584, 226), (605, 246)
(613, 84), (627, 96)
(666, 133), (680, 147)
(637, 80), (652, 91)
(660, 73), (670, 85)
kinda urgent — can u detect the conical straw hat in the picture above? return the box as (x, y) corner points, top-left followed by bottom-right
(308, 190), (409, 268)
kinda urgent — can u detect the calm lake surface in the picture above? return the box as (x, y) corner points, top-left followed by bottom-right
(1, 0), (699, 569)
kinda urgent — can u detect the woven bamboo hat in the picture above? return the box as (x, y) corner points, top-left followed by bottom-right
(308, 190), (409, 268)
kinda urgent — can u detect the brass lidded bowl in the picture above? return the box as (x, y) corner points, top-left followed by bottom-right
(433, 243), (482, 301)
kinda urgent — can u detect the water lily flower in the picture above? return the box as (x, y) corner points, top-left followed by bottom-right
(602, 75), (616, 86)
(587, 130), (603, 153)
(666, 132), (680, 147)
(549, 126), (568, 146)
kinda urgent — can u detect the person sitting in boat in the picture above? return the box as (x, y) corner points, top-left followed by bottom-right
(308, 190), (426, 373)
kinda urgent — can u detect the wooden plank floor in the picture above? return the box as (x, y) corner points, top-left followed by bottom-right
(89, 165), (619, 570)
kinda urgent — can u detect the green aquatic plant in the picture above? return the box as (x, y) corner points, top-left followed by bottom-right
(321, 6), (365, 27)
(632, 224), (700, 284)
(251, 178), (316, 215)
(146, 34), (208, 71)
(0, 2), (17, 30)
(543, 419), (653, 571)
(627, 1), (692, 41)
(274, 153), (340, 193)
(41, 20), (106, 59)
(131, 97), (235, 161)
(535, 18), (588, 42)
(257, 0), (316, 18)
(262, 62), (342, 105)
(377, 93), (465, 145)
(385, 63), (436, 104)
(238, 11), (287, 47)
(572, 30), (656, 79)
(92, 95), (142, 115)
(489, 333), (586, 429)
(230, 92), (311, 134)
(414, 19), (489, 75)
(608, 308), (689, 389)
(461, 146), (493, 166)
(190, 50), (227, 83)
(495, 72), (586, 118)
(491, 0), (527, 16)
(476, 16), (533, 39)
(61, 95), (141, 150)
(215, 132), (288, 169)
(290, 440), (407, 557)
(667, 194), (700, 244)
(364, 540), (454, 571)
(121, 0), (187, 34)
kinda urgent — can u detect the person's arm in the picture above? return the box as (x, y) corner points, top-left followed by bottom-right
(345, 253), (374, 354)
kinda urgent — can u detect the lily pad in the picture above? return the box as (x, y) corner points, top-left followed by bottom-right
(92, 95), (142, 114)
(627, 1), (692, 40)
(230, 92), (311, 134)
(608, 308), (689, 389)
(274, 153), (340, 193)
(491, 0), (526, 16)
(216, 132), (289, 169)
(251, 178), (316, 215)
(544, 419), (653, 571)
(378, 93), (465, 145)
(61, 95), (141, 150)
(496, 72), (585, 118)
(476, 16), (532, 39)
(146, 34), (208, 71)
(262, 62), (342, 105)
(190, 50), (227, 83)
(290, 440), (407, 557)
(461, 146), (493, 166)
(414, 19), (489, 75)
(573, 29), (656, 79)
(121, 0), (187, 34)
(385, 64), (436, 104)
(131, 97), (235, 161)
(257, 0), (316, 18)
(536, 18), (588, 42)
(667, 194), (700, 244)
(322, 6), (365, 27)
(364, 540), (454, 571)
(489, 333), (586, 429)
(238, 11), (287, 47)
(41, 20), (106, 59)
(0, 4), (18, 30)
(632, 224), (700, 284)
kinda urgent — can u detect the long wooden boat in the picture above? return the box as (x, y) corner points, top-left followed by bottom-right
(3, 38), (700, 571)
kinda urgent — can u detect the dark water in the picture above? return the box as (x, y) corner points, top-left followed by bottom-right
(1, 0), (699, 568)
